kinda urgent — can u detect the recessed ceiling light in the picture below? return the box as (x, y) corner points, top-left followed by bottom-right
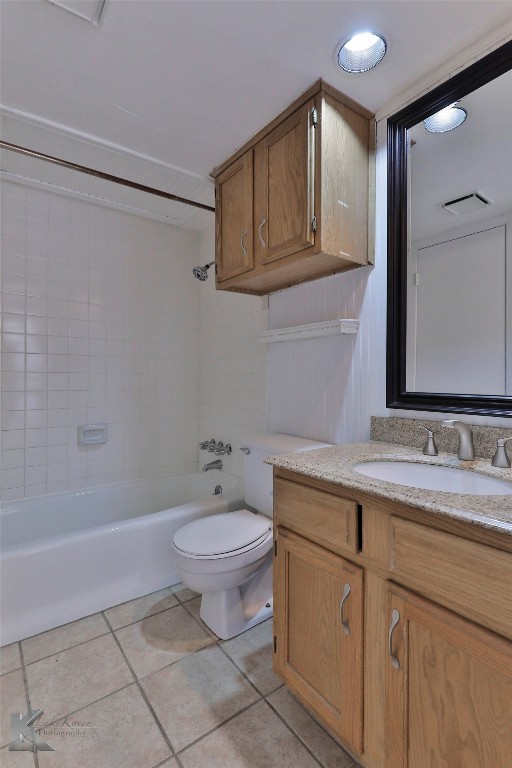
(423, 103), (467, 133)
(337, 32), (387, 73)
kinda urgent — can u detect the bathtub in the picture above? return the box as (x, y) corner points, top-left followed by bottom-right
(0, 474), (244, 646)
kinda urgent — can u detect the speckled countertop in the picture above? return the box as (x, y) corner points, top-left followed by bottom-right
(266, 441), (512, 537)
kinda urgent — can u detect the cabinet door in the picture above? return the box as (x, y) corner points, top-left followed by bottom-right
(215, 150), (254, 282)
(386, 583), (512, 768)
(254, 100), (316, 265)
(274, 526), (363, 753)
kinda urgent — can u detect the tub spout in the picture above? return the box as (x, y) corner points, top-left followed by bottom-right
(202, 459), (223, 472)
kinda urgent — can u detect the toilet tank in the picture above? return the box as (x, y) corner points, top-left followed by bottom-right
(242, 433), (332, 517)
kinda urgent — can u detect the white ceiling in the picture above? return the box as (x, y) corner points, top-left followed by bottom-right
(1, 0), (512, 227)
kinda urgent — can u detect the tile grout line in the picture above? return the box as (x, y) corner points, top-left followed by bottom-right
(175, 698), (263, 758)
(21, 628), (112, 668)
(18, 640), (39, 768)
(101, 610), (184, 768)
(263, 694), (327, 768)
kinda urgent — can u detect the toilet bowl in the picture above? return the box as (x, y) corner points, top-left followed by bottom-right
(172, 433), (331, 639)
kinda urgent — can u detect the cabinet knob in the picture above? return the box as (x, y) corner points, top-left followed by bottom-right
(388, 608), (401, 669)
(258, 218), (267, 248)
(240, 229), (248, 258)
(339, 582), (351, 636)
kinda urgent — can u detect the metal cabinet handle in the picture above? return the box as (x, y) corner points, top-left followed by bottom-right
(258, 218), (267, 248)
(388, 608), (401, 669)
(240, 229), (248, 257)
(339, 582), (351, 636)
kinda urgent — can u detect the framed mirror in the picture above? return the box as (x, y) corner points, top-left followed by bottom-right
(387, 39), (512, 417)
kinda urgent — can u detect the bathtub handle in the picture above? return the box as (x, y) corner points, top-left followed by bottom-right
(240, 447), (250, 455)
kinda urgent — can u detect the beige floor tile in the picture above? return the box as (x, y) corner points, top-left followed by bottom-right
(22, 613), (109, 665)
(221, 618), (281, 695)
(267, 687), (361, 768)
(115, 605), (214, 680)
(170, 584), (199, 603)
(0, 643), (21, 676)
(0, 745), (35, 767)
(179, 699), (319, 768)
(25, 634), (132, 719)
(183, 597), (218, 640)
(0, 669), (28, 748)
(104, 588), (179, 630)
(34, 683), (171, 768)
(141, 645), (259, 751)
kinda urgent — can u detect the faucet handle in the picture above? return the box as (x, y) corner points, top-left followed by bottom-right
(420, 426), (438, 456)
(492, 437), (512, 468)
(200, 438), (215, 450)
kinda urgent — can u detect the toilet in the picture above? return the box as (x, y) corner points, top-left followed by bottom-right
(172, 433), (331, 639)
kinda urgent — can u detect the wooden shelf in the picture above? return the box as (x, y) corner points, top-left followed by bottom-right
(256, 319), (359, 343)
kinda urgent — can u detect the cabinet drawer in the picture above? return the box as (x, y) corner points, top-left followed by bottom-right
(389, 517), (512, 640)
(273, 477), (358, 555)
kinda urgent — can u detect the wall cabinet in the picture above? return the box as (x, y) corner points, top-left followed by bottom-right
(213, 81), (375, 295)
(272, 468), (512, 768)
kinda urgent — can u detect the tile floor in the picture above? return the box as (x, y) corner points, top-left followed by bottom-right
(0, 585), (362, 768)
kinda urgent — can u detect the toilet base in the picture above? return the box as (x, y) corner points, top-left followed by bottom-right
(199, 550), (273, 639)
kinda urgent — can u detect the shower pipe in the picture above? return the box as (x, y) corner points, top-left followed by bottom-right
(0, 140), (216, 213)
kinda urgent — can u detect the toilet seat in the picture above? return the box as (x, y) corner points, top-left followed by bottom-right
(173, 509), (272, 560)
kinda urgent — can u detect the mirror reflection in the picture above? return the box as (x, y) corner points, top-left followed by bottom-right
(406, 68), (512, 397)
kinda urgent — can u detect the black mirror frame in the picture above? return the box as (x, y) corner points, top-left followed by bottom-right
(387, 39), (512, 417)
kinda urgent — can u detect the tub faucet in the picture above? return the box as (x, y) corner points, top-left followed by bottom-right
(441, 420), (475, 461)
(202, 459), (223, 472)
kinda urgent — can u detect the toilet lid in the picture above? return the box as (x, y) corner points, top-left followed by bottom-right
(173, 510), (271, 556)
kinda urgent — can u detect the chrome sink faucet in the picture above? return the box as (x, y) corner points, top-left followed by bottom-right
(441, 420), (475, 461)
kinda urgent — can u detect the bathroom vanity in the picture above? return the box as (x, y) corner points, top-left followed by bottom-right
(269, 443), (512, 768)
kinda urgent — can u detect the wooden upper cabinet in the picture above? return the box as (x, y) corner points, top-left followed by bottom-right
(254, 100), (316, 265)
(215, 150), (254, 282)
(213, 80), (375, 295)
(386, 583), (512, 768)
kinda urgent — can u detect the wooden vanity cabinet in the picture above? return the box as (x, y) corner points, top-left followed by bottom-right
(272, 468), (512, 768)
(213, 80), (375, 295)
(386, 583), (512, 768)
(274, 527), (364, 754)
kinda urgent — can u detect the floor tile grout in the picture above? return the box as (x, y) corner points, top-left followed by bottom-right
(263, 695), (326, 768)
(18, 640), (39, 768)
(2, 585), (360, 768)
(21, 629), (112, 668)
(101, 610), (180, 766)
(175, 697), (263, 757)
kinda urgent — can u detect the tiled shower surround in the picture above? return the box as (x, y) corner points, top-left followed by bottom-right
(1, 182), (203, 498)
(1, 182), (269, 500)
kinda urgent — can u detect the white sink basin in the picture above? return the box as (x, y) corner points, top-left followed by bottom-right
(353, 461), (512, 496)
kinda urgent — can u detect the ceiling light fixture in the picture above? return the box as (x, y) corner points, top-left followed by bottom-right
(423, 103), (467, 133)
(337, 32), (387, 73)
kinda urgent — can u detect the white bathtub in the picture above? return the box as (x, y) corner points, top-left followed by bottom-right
(0, 474), (244, 646)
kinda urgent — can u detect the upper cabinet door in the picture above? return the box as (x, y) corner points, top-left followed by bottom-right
(254, 100), (316, 265)
(215, 150), (254, 283)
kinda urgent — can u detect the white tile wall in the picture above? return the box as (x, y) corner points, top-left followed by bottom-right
(197, 227), (267, 488)
(1, 181), (201, 499)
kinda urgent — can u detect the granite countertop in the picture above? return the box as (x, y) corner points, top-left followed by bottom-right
(266, 441), (512, 537)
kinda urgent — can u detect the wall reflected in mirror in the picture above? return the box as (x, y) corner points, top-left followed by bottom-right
(405, 67), (512, 397)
